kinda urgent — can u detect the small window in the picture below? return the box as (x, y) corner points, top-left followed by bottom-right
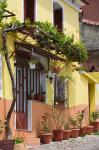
(54, 76), (68, 106)
(53, 2), (63, 32)
(24, 0), (35, 23)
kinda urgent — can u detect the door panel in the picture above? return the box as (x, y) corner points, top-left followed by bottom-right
(16, 66), (28, 130)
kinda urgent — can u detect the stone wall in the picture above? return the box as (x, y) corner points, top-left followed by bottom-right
(80, 22), (99, 50)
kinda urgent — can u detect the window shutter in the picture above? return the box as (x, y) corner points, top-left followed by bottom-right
(54, 76), (68, 106)
(24, 0), (35, 23)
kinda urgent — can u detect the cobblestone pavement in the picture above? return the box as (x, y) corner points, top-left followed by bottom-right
(31, 135), (99, 150)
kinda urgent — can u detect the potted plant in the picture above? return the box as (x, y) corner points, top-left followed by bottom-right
(63, 119), (71, 140)
(90, 111), (99, 132)
(40, 113), (52, 144)
(34, 85), (46, 102)
(77, 110), (86, 136)
(0, 120), (14, 150)
(70, 116), (80, 138)
(83, 109), (93, 135)
(51, 107), (64, 141)
(14, 137), (25, 150)
(28, 57), (38, 69)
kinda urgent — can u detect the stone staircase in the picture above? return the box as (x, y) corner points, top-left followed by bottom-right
(14, 130), (40, 148)
(26, 137), (40, 147)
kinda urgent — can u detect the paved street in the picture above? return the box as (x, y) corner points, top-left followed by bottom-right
(31, 135), (99, 150)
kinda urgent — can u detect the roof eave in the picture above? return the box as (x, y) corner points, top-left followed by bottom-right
(81, 0), (89, 5)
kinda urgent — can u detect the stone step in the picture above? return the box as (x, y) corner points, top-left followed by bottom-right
(25, 137), (40, 147)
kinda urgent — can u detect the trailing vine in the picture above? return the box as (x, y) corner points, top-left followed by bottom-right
(33, 21), (88, 63)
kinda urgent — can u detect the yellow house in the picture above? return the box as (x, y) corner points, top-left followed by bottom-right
(0, 0), (98, 146)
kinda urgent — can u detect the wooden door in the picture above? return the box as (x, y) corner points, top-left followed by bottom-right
(16, 66), (28, 130)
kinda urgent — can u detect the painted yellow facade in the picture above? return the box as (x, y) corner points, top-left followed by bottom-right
(88, 72), (99, 110)
(1, 0), (97, 114)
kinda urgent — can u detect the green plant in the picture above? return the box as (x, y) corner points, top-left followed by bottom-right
(0, 0), (7, 22)
(64, 119), (70, 130)
(33, 21), (88, 63)
(50, 107), (65, 130)
(90, 111), (99, 123)
(14, 137), (24, 144)
(77, 110), (85, 128)
(69, 116), (78, 129)
(40, 113), (50, 134)
(75, 66), (88, 72)
(28, 57), (38, 65)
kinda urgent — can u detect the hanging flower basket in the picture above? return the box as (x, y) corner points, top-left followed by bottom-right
(29, 63), (36, 69)
(28, 57), (38, 69)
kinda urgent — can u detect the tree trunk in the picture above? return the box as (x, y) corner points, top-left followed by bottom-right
(2, 32), (16, 139)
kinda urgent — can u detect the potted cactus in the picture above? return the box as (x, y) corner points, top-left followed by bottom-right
(40, 113), (52, 144)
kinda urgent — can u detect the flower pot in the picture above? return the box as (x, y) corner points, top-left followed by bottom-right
(14, 143), (26, 150)
(34, 94), (42, 101)
(63, 130), (71, 140)
(0, 140), (14, 150)
(85, 126), (93, 135)
(93, 122), (99, 132)
(53, 129), (63, 141)
(29, 63), (36, 69)
(70, 129), (80, 138)
(79, 127), (86, 136)
(40, 133), (52, 144)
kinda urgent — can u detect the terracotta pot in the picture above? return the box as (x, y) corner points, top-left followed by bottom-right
(85, 126), (93, 135)
(63, 130), (71, 140)
(70, 129), (80, 138)
(93, 122), (99, 132)
(0, 140), (14, 150)
(34, 94), (42, 101)
(40, 133), (52, 144)
(14, 143), (26, 150)
(53, 129), (63, 141)
(79, 127), (86, 136)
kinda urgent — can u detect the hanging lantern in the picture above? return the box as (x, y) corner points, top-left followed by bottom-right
(49, 76), (54, 84)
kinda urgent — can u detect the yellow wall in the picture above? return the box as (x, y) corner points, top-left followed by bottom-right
(5, 0), (81, 106)
(37, 0), (80, 41)
(7, 0), (23, 22)
(7, 0), (80, 40)
(89, 84), (95, 113)
(89, 72), (99, 109)
(68, 71), (89, 107)
(2, 33), (15, 100)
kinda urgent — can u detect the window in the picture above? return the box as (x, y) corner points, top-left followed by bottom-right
(54, 76), (68, 106)
(24, 0), (35, 23)
(53, 2), (63, 31)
